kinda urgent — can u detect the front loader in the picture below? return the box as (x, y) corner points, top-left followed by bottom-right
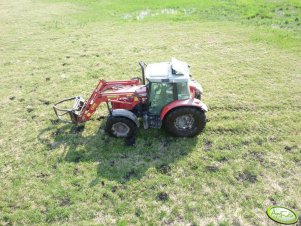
(53, 58), (208, 137)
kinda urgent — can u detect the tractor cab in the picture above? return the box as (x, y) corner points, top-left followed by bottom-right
(145, 58), (191, 115)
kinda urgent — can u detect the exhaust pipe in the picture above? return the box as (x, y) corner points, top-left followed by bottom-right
(139, 61), (146, 85)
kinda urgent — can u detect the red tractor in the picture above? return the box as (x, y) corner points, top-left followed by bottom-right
(53, 58), (208, 137)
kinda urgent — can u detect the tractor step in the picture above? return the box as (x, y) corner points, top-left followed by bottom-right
(144, 115), (162, 129)
(53, 96), (85, 123)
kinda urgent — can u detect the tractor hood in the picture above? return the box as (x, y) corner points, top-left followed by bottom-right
(145, 58), (190, 83)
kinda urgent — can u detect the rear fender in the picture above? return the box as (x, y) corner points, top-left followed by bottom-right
(111, 109), (139, 127)
(160, 99), (208, 121)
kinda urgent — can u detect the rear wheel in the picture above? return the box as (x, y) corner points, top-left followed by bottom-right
(164, 107), (206, 137)
(105, 116), (137, 138)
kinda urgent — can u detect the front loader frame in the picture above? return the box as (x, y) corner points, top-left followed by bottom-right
(53, 79), (142, 124)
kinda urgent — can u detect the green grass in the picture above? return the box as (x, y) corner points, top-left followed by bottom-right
(0, 0), (301, 225)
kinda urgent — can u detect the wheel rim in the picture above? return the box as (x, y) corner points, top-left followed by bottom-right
(112, 122), (130, 137)
(174, 114), (195, 130)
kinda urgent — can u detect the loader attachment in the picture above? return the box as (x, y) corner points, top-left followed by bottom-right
(53, 96), (85, 123)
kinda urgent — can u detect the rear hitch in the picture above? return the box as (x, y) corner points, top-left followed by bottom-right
(53, 96), (85, 123)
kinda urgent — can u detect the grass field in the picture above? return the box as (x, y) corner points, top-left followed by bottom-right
(0, 0), (301, 225)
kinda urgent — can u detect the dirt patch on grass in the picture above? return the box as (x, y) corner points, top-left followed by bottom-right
(204, 139), (213, 151)
(156, 192), (169, 201)
(73, 167), (79, 175)
(205, 163), (220, 172)
(60, 197), (71, 206)
(39, 99), (50, 105)
(236, 171), (257, 183)
(111, 186), (117, 193)
(156, 164), (171, 174)
(243, 151), (265, 163)
(26, 105), (34, 112)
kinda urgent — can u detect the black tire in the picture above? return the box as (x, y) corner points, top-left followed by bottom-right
(164, 107), (206, 137)
(105, 116), (137, 138)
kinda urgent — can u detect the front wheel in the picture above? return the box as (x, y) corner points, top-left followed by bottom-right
(105, 116), (137, 138)
(164, 107), (206, 137)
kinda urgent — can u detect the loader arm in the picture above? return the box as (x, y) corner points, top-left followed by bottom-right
(53, 79), (141, 124)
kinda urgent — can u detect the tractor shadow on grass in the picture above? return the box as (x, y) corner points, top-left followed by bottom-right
(39, 118), (198, 184)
